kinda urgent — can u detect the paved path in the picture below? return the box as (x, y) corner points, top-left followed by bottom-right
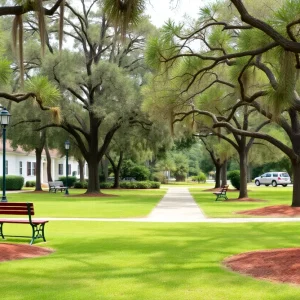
(147, 187), (206, 222)
(39, 187), (300, 223)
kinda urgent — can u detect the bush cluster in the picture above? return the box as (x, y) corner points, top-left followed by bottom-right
(74, 181), (88, 189)
(119, 181), (160, 189)
(227, 170), (240, 190)
(100, 182), (114, 189)
(0, 176), (24, 190)
(58, 176), (77, 187)
(25, 180), (36, 187)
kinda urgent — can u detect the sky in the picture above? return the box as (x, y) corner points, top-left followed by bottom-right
(145, 0), (210, 27)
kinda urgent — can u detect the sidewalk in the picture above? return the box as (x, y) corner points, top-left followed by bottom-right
(147, 187), (206, 222)
(35, 187), (300, 223)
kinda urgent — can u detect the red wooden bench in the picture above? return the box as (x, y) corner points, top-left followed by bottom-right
(213, 185), (229, 201)
(0, 202), (49, 245)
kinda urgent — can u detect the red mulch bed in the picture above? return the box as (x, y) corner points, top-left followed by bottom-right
(224, 248), (300, 285)
(236, 205), (300, 217)
(0, 243), (54, 262)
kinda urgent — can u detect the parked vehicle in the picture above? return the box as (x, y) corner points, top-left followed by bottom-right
(254, 172), (291, 187)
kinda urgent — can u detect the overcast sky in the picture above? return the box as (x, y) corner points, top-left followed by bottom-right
(145, 0), (210, 26)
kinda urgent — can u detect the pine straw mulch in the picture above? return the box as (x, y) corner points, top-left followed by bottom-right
(224, 205), (300, 285)
(224, 248), (300, 285)
(236, 205), (300, 217)
(0, 243), (54, 262)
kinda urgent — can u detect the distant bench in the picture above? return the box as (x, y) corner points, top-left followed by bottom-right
(213, 185), (229, 201)
(0, 202), (48, 245)
(48, 181), (67, 193)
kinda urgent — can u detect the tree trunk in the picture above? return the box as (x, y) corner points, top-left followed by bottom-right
(35, 148), (43, 191)
(78, 159), (85, 182)
(45, 144), (53, 182)
(239, 150), (248, 198)
(247, 163), (252, 183)
(103, 157), (109, 182)
(215, 165), (221, 188)
(221, 160), (227, 186)
(86, 154), (100, 193)
(292, 162), (300, 207)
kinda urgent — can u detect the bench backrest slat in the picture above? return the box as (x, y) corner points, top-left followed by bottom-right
(0, 203), (34, 216)
(49, 181), (64, 187)
(220, 185), (229, 194)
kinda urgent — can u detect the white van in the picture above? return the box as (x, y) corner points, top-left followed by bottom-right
(254, 172), (291, 187)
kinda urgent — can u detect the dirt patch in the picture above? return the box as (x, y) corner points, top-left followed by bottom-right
(224, 248), (300, 285)
(226, 198), (267, 202)
(0, 243), (54, 262)
(236, 205), (300, 217)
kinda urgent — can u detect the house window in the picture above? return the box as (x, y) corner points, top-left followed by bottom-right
(32, 162), (36, 176)
(77, 165), (80, 176)
(58, 164), (63, 175)
(19, 162), (22, 175)
(5, 160), (8, 175)
(27, 162), (35, 176)
(68, 164), (71, 175)
(27, 162), (31, 176)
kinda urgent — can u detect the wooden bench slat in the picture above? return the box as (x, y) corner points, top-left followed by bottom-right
(0, 211), (34, 215)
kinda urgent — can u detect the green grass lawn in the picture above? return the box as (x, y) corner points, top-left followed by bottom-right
(6, 189), (166, 218)
(1, 221), (300, 300)
(190, 185), (294, 218)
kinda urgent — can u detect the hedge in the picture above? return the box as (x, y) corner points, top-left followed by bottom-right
(25, 180), (36, 187)
(73, 181), (161, 189)
(58, 176), (77, 187)
(227, 170), (240, 190)
(74, 181), (88, 189)
(119, 181), (160, 189)
(0, 175), (24, 190)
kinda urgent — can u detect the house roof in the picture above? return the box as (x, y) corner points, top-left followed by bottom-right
(0, 138), (63, 158)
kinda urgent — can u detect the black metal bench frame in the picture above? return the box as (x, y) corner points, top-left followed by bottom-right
(213, 185), (229, 201)
(48, 181), (67, 193)
(0, 202), (48, 245)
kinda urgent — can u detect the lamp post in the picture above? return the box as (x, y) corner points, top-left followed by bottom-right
(0, 108), (11, 202)
(64, 140), (70, 195)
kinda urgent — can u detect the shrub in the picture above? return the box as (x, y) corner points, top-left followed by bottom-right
(58, 176), (77, 187)
(25, 180), (36, 187)
(197, 172), (206, 183)
(100, 182), (114, 189)
(152, 172), (168, 183)
(119, 181), (160, 189)
(0, 175), (24, 190)
(74, 181), (88, 189)
(227, 170), (240, 190)
(130, 166), (150, 181)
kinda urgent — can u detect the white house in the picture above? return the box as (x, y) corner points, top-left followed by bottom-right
(0, 139), (87, 184)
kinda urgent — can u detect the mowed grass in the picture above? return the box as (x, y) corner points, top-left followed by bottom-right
(1, 221), (300, 299)
(6, 188), (166, 218)
(190, 184), (294, 218)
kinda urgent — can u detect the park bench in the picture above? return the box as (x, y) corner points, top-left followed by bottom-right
(0, 202), (48, 245)
(48, 181), (67, 193)
(213, 185), (229, 201)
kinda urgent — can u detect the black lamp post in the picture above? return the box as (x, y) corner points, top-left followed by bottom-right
(0, 108), (11, 202)
(65, 140), (70, 195)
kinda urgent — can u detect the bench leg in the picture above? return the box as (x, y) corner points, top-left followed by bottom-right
(0, 223), (4, 239)
(30, 223), (46, 245)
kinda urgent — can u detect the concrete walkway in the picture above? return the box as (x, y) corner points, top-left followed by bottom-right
(35, 187), (300, 223)
(147, 187), (206, 222)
